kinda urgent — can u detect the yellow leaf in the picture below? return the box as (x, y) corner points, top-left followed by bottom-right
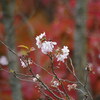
(18, 45), (29, 50)
(10, 69), (14, 73)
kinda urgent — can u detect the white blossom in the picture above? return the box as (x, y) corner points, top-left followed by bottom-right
(36, 32), (57, 54)
(0, 56), (8, 65)
(67, 84), (77, 91)
(33, 74), (40, 82)
(56, 46), (69, 62)
(62, 46), (69, 54)
(33, 77), (37, 82)
(20, 59), (27, 68)
(41, 41), (57, 54)
(20, 58), (33, 68)
(52, 81), (59, 87)
(36, 32), (46, 48)
(27, 59), (33, 65)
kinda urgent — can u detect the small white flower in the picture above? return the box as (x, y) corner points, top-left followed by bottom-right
(56, 46), (69, 62)
(0, 56), (8, 65)
(62, 46), (69, 54)
(27, 58), (33, 65)
(36, 74), (40, 79)
(20, 58), (33, 68)
(33, 77), (37, 82)
(33, 74), (40, 82)
(52, 81), (59, 87)
(41, 41), (57, 54)
(20, 59), (27, 68)
(67, 84), (77, 91)
(36, 32), (46, 48)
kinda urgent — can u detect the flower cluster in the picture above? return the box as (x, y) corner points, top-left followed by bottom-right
(67, 84), (77, 91)
(55, 46), (69, 62)
(36, 32), (57, 54)
(20, 58), (33, 68)
(36, 32), (46, 48)
(36, 32), (70, 62)
(20, 32), (70, 68)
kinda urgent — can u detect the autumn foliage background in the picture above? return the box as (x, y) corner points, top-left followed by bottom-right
(0, 0), (100, 100)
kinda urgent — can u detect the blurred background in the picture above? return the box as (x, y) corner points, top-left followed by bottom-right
(0, 0), (100, 100)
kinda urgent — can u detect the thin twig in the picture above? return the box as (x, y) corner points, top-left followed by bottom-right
(48, 54), (71, 100)
(65, 60), (93, 100)
(40, 89), (54, 100)
(0, 39), (18, 56)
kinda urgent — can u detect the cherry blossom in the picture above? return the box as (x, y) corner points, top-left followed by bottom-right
(52, 81), (60, 87)
(33, 74), (40, 82)
(36, 32), (57, 54)
(36, 32), (46, 48)
(67, 84), (77, 91)
(41, 41), (57, 54)
(55, 46), (69, 62)
(20, 58), (33, 68)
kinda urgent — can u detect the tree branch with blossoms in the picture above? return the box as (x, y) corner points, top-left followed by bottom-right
(0, 32), (93, 100)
